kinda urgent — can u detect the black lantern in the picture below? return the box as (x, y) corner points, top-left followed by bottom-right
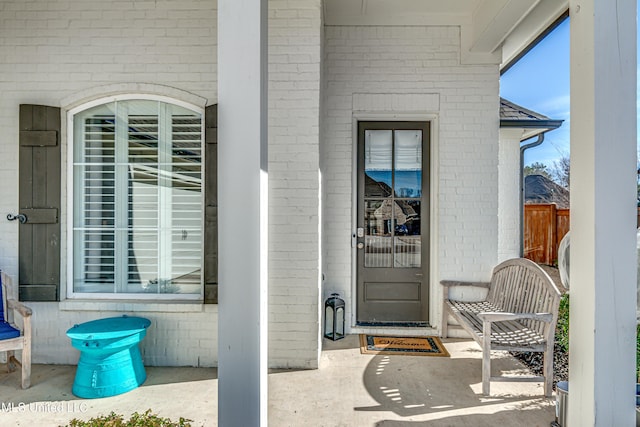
(324, 293), (345, 341)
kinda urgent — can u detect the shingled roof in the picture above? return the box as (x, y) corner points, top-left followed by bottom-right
(525, 174), (570, 209)
(500, 98), (563, 141)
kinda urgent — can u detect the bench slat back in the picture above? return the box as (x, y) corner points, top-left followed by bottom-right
(486, 258), (561, 336)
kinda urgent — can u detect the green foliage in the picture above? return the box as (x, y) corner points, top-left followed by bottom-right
(552, 154), (570, 189)
(524, 161), (552, 180)
(556, 294), (640, 382)
(556, 293), (570, 353)
(64, 409), (192, 427)
(637, 323), (640, 382)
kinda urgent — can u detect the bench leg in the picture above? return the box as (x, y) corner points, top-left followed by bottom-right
(441, 286), (449, 338)
(543, 344), (553, 397)
(21, 356), (30, 389)
(22, 315), (32, 389)
(441, 306), (449, 338)
(482, 322), (491, 395)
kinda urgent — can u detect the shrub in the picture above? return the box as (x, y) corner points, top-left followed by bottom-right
(637, 323), (640, 382)
(556, 293), (570, 353)
(63, 409), (192, 427)
(556, 294), (640, 382)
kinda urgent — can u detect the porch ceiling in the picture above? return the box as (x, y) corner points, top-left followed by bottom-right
(323, 0), (568, 65)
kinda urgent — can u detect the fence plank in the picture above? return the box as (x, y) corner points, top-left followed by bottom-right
(524, 204), (563, 265)
(555, 209), (570, 262)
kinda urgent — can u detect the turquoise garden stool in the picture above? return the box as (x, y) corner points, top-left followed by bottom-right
(66, 315), (151, 398)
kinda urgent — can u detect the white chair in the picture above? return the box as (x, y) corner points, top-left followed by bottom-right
(0, 271), (32, 389)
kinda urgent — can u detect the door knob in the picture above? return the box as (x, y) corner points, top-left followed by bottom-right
(357, 242), (364, 249)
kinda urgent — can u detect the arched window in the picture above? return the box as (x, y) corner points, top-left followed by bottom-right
(70, 98), (203, 298)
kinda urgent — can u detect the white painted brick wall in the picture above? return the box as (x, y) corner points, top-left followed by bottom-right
(28, 302), (218, 366)
(0, 0), (323, 369)
(0, 0), (218, 368)
(321, 26), (500, 328)
(0, 2), (502, 367)
(268, 0), (322, 369)
(498, 128), (524, 262)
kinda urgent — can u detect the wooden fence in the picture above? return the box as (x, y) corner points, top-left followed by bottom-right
(523, 204), (569, 265)
(524, 205), (640, 265)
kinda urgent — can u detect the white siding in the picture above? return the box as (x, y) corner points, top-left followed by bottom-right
(0, 0), (323, 368)
(321, 26), (500, 329)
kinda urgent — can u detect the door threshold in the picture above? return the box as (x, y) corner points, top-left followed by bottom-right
(351, 323), (438, 337)
(356, 321), (429, 327)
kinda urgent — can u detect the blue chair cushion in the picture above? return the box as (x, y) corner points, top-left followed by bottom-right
(0, 322), (20, 340)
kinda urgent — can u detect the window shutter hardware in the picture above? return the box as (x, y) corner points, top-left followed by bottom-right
(7, 214), (27, 224)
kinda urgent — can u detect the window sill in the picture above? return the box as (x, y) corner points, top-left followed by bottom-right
(59, 299), (205, 313)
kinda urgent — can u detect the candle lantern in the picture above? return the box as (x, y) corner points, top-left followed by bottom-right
(324, 293), (345, 341)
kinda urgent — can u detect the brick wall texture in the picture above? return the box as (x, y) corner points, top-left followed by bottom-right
(0, 2), (501, 366)
(321, 26), (500, 325)
(0, 0), (323, 368)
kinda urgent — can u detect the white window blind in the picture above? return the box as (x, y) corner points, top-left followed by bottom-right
(72, 100), (203, 297)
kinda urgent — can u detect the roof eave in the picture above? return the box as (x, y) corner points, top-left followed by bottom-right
(500, 119), (564, 129)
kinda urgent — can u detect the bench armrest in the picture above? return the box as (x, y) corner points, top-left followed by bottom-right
(477, 311), (553, 323)
(7, 298), (32, 318)
(440, 280), (491, 289)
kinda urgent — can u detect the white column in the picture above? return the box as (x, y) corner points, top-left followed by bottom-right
(569, 1), (636, 425)
(498, 128), (524, 261)
(218, 0), (268, 426)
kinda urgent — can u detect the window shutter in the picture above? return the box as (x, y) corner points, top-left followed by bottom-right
(204, 105), (218, 304)
(18, 104), (61, 301)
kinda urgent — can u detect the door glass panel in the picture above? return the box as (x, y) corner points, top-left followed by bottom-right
(364, 130), (392, 197)
(361, 127), (424, 269)
(394, 130), (422, 197)
(364, 200), (392, 267)
(394, 200), (421, 267)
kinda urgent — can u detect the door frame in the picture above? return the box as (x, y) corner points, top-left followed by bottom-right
(350, 113), (440, 333)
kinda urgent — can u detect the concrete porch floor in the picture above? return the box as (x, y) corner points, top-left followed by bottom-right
(0, 337), (555, 426)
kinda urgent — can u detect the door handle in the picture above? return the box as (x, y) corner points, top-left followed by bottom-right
(7, 213), (27, 224)
(415, 273), (423, 277)
(357, 242), (364, 249)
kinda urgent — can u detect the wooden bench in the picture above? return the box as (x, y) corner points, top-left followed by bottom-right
(441, 258), (561, 397)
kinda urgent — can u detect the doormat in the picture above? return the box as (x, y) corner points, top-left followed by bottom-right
(359, 334), (449, 357)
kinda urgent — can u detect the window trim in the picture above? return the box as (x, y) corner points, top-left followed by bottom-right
(66, 94), (205, 300)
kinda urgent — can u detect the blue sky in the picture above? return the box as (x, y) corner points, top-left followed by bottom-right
(501, 8), (640, 169)
(500, 18), (570, 168)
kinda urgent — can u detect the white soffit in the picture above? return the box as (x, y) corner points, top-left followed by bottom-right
(323, 0), (557, 65)
(500, 0), (569, 69)
(470, 0), (541, 53)
(323, 0), (482, 27)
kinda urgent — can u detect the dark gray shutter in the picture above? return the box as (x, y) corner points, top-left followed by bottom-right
(18, 104), (61, 301)
(204, 104), (218, 303)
